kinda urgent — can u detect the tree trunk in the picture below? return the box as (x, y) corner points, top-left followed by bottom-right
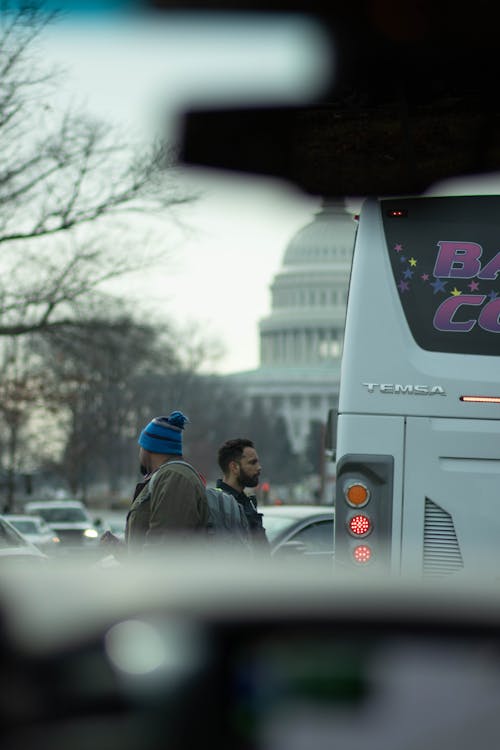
(4, 420), (19, 513)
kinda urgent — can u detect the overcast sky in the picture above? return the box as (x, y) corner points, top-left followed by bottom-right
(37, 5), (500, 376)
(37, 10), (331, 374)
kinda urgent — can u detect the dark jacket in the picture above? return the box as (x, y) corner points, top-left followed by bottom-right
(216, 479), (270, 551)
(126, 460), (208, 551)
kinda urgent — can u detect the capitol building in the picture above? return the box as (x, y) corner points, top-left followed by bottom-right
(229, 200), (355, 454)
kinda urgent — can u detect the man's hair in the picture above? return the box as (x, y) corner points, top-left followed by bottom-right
(218, 438), (254, 474)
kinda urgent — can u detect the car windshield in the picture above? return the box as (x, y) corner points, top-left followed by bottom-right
(261, 514), (300, 542)
(10, 520), (38, 534)
(35, 508), (89, 524)
(0, 520), (26, 548)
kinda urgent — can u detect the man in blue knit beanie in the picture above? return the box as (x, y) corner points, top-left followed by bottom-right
(138, 413), (185, 461)
(124, 411), (209, 550)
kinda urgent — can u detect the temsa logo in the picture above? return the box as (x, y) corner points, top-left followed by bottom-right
(362, 383), (446, 395)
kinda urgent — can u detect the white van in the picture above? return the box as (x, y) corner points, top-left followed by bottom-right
(334, 195), (500, 577)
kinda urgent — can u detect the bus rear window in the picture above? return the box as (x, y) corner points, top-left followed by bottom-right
(382, 196), (500, 355)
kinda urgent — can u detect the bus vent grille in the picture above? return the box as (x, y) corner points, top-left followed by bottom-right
(423, 498), (464, 576)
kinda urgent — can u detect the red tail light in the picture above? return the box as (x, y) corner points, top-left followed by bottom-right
(353, 545), (372, 564)
(348, 514), (372, 537)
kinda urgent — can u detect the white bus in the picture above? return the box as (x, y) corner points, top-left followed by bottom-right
(334, 195), (500, 577)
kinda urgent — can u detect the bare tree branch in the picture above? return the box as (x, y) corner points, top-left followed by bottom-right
(0, 2), (195, 339)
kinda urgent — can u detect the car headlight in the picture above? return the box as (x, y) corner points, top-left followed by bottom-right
(83, 528), (99, 539)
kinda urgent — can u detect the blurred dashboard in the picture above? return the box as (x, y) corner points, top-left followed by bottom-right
(2, 553), (500, 749)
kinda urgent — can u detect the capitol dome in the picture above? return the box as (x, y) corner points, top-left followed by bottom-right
(283, 201), (356, 267)
(259, 201), (355, 367)
(229, 199), (356, 461)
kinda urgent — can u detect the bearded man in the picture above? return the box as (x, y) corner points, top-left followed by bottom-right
(216, 438), (269, 550)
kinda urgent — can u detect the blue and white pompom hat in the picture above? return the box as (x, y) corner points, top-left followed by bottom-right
(138, 411), (189, 455)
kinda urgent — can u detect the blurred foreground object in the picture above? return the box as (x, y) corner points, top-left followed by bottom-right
(2, 552), (500, 749)
(174, 2), (500, 194)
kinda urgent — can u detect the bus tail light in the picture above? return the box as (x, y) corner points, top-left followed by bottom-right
(335, 455), (394, 572)
(353, 545), (372, 564)
(460, 395), (500, 404)
(347, 514), (372, 537)
(344, 481), (370, 507)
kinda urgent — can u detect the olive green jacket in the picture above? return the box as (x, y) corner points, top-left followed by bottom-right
(125, 460), (208, 551)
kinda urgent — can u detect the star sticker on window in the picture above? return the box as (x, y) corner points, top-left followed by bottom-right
(398, 280), (409, 293)
(451, 287), (462, 296)
(394, 243), (403, 252)
(468, 280), (480, 292)
(409, 257), (417, 267)
(421, 273), (429, 281)
(430, 278), (447, 294)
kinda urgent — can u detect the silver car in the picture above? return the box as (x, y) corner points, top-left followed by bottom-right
(24, 500), (100, 548)
(262, 504), (334, 561)
(0, 515), (47, 564)
(4, 515), (61, 554)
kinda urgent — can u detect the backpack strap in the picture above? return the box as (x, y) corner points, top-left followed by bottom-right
(166, 460), (206, 486)
(149, 459), (203, 496)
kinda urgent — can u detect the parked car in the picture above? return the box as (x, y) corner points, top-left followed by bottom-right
(0, 515), (48, 564)
(23, 500), (100, 549)
(4, 515), (61, 554)
(261, 504), (334, 561)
